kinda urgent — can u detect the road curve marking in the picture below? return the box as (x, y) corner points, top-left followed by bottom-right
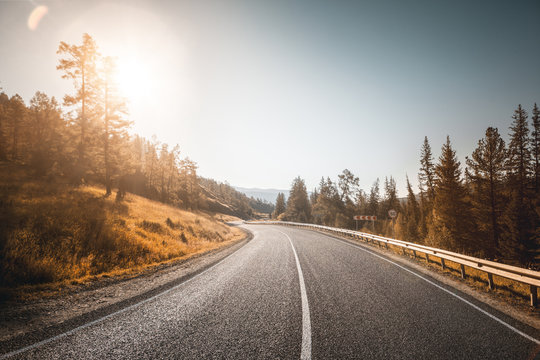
(0, 241), (249, 359)
(276, 230), (312, 360)
(330, 236), (540, 345)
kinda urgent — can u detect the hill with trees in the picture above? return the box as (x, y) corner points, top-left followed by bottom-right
(0, 33), (264, 289)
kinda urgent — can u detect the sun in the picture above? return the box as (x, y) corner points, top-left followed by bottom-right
(115, 57), (154, 103)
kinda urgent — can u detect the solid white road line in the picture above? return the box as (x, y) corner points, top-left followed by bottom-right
(328, 235), (540, 346)
(277, 230), (312, 360)
(0, 240), (249, 359)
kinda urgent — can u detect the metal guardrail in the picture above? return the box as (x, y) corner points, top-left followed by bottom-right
(246, 220), (540, 307)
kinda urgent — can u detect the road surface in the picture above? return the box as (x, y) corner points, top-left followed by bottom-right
(1, 224), (539, 359)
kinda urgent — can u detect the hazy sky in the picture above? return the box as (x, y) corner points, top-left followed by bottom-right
(1, 0), (539, 196)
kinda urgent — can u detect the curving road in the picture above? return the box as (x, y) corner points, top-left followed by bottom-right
(1, 224), (539, 359)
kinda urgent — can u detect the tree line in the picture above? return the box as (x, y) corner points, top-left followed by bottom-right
(275, 104), (540, 267)
(0, 33), (267, 218)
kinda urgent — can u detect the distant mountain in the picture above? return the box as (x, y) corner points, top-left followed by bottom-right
(234, 187), (289, 204)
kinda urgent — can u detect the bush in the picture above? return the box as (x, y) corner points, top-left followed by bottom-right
(139, 220), (163, 233)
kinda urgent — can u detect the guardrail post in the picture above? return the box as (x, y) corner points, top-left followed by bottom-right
(440, 258), (446, 270)
(412, 250), (416, 259)
(402, 247), (406, 255)
(425, 254), (430, 263)
(531, 285), (538, 307)
(384, 242), (388, 250)
(487, 273), (494, 290)
(460, 264), (466, 279)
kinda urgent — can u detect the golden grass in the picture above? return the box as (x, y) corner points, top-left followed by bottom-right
(0, 163), (244, 290)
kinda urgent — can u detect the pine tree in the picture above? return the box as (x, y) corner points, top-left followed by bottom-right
(367, 178), (380, 217)
(6, 94), (26, 161)
(466, 127), (506, 258)
(101, 56), (130, 195)
(338, 169), (359, 203)
(501, 105), (535, 263)
(0, 92), (9, 160)
(285, 177), (311, 223)
(28, 92), (64, 175)
(405, 175), (420, 242)
(382, 176), (399, 217)
(432, 136), (473, 251)
(273, 192), (286, 219)
(57, 33), (100, 179)
(419, 136), (436, 202)
(312, 177), (343, 226)
(531, 103), (540, 193)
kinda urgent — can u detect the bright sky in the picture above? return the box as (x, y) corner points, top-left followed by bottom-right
(1, 0), (539, 196)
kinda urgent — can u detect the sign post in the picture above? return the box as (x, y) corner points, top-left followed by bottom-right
(353, 215), (377, 231)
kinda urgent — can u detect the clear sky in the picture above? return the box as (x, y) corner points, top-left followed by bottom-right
(1, 0), (539, 196)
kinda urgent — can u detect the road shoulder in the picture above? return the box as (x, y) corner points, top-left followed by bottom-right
(0, 227), (252, 350)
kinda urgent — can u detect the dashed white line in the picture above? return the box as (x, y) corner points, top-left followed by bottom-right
(276, 230), (312, 360)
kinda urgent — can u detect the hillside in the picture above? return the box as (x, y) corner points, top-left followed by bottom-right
(0, 162), (245, 289)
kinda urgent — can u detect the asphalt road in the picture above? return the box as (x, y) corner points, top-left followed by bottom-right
(2, 224), (539, 359)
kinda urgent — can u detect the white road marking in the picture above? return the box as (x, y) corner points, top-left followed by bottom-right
(277, 230), (312, 360)
(328, 234), (540, 345)
(0, 240), (249, 359)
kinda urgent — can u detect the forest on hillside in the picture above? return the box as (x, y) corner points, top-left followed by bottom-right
(0, 34), (270, 219)
(275, 104), (540, 267)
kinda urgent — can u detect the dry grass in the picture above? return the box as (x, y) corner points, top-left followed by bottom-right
(0, 163), (244, 290)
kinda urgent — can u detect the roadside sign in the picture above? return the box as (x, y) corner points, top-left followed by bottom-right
(388, 209), (397, 218)
(353, 215), (377, 221)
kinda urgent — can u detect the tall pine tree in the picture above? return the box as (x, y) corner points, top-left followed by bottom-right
(273, 192), (286, 219)
(431, 136), (474, 251)
(501, 105), (535, 263)
(102, 56), (130, 195)
(57, 33), (100, 180)
(531, 103), (540, 193)
(466, 127), (506, 258)
(285, 177), (311, 223)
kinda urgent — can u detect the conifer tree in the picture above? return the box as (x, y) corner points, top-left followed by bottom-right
(466, 127), (506, 257)
(382, 176), (399, 216)
(7, 94), (26, 161)
(102, 56), (130, 195)
(432, 136), (473, 251)
(273, 192), (286, 219)
(28, 92), (64, 174)
(367, 178), (380, 216)
(419, 136), (436, 201)
(285, 177), (311, 223)
(0, 92), (9, 160)
(57, 33), (100, 179)
(312, 177), (341, 226)
(405, 175), (420, 242)
(501, 105), (535, 262)
(338, 169), (359, 203)
(531, 103), (540, 193)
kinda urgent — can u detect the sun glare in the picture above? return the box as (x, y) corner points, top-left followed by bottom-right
(116, 58), (153, 103)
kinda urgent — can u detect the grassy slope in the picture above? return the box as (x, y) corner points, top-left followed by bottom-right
(0, 162), (244, 289)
